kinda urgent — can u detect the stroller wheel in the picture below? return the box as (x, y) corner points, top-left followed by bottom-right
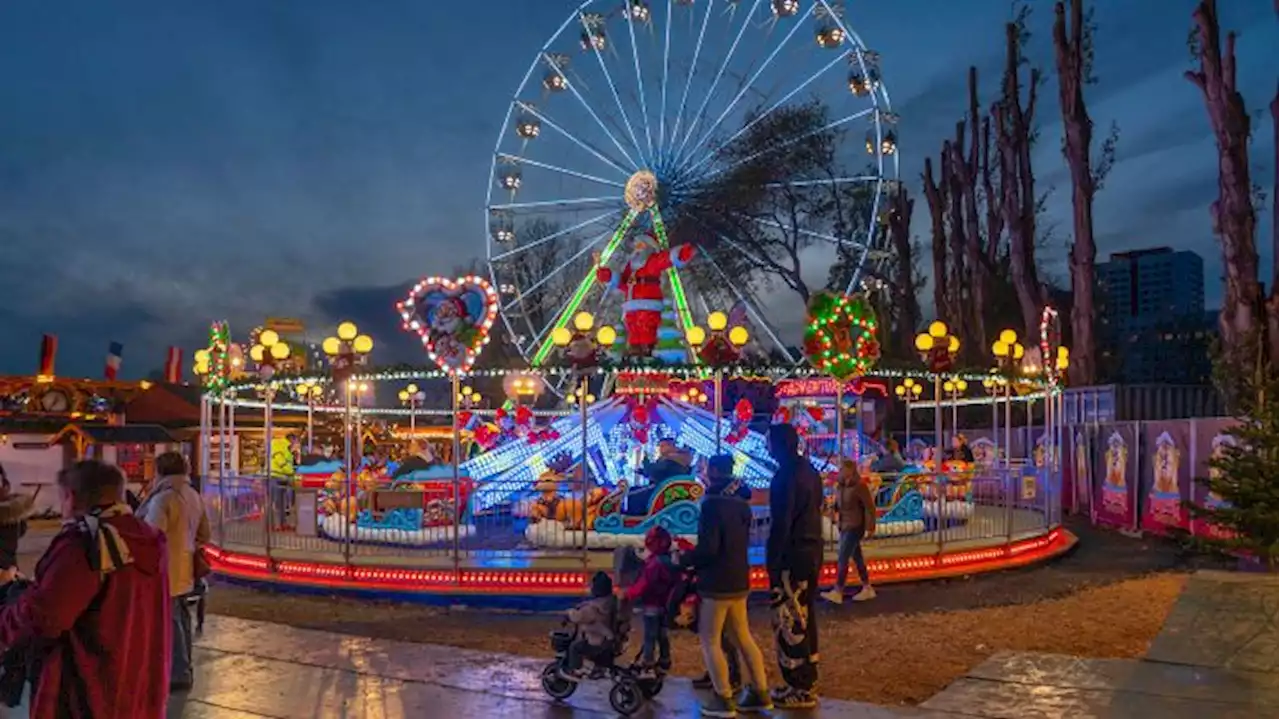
(609, 677), (644, 716)
(638, 675), (664, 699)
(540, 661), (577, 701)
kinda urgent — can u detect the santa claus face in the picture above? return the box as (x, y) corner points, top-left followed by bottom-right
(433, 300), (464, 334)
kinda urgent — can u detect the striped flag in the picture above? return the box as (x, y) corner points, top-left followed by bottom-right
(104, 341), (124, 380)
(164, 346), (183, 384)
(38, 334), (57, 376)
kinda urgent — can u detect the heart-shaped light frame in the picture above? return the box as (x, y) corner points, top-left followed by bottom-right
(396, 275), (499, 375)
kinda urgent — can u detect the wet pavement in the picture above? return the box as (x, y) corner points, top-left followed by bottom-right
(921, 570), (1278, 718)
(168, 615), (954, 718)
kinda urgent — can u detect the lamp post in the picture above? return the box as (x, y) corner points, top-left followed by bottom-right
(552, 310), (612, 561)
(295, 379), (325, 453)
(894, 379), (924, 453)
(982, 371), (1004, 461)
(323, 321), (373, 558)
(913, 321), (960, 464)
(398, 384), (425, 436)
(686, 311), (749, 452)
(991, 329), (1025, 465)
(347, 381), (371, 462)
(942, 377), (968, 442)
(250, 330), (291, 545)
(456, 385), (484, 409)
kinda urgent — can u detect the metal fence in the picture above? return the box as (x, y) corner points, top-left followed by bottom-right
(203, 463), (1060, 569)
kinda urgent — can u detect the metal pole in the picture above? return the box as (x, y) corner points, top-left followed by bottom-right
(855, 393), (864, 466)
(343, 381), (353, 565)
(835, 382), (845, 461)
(409, 399), (417, 436)
(950, 388), (958, 436)
(216, 391), (226, 544)
(991, 389), (998, 461)
(263, 387), (273, 560)
(306, 397), (314, 454)
(933, 376), (943, 466)
(904, 397), (911, 450)
(714, 369), (723, 453)
(452, 373), (462, 574)
(579, 374), (590, 570)
(1003, 384), (1012, 466)
(1044, 387), (1053, 530)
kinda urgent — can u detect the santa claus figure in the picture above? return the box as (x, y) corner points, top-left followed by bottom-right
(595, 231), (694, 356)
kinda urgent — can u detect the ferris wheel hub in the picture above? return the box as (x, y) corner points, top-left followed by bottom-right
(624, 170), (659, 212)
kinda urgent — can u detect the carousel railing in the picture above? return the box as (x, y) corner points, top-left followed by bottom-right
(201, 463), (1061, 570)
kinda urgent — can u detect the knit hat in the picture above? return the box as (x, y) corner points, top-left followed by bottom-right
(590, 570), (614, 598)
(643, 526), (672, 556)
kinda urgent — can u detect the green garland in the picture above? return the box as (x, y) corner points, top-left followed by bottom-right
(802, 291), (881, 380)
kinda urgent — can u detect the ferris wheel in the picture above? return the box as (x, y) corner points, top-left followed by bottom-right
(485, 0), (899, 369)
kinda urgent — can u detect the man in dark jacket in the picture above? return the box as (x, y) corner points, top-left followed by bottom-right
(683, 455), (772, 717)
(0, 460), (171, 719)
(765, 423), (824, 709)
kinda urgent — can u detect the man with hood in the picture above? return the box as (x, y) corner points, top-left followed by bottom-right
(138, 451), (210, 692)
(0, 459), (170, 718)
(765, 423), (824, 709)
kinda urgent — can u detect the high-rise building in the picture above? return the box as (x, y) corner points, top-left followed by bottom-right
(1096, 247), (1213, 383)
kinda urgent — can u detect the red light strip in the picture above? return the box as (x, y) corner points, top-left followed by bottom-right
(207, 529), (1073, 596)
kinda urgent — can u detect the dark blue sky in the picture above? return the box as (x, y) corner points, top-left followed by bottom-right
(1, 0), (1275, 378)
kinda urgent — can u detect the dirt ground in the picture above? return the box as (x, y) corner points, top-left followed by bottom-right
(205, 519), (1205, 705)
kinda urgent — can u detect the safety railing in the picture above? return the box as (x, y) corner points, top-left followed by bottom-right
(202, 464), (1060, 570)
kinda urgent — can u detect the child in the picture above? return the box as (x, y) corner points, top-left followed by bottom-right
(561, 571), (617, 681)
(625, 527), (677, 673)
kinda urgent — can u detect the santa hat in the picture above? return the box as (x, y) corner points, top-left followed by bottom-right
(439, 297), (467, 318)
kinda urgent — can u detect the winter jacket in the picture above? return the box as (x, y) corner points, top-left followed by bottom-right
(836, 478), (877, 533)
(683, 484), (752, 599)
(766, 458), (824, 578)
(643, 457), (690, 484)
(138, 475), (211, 597)
(567, 596), (616, 647)
(0, 505), (171, 719)
(626, 531), (677, 612)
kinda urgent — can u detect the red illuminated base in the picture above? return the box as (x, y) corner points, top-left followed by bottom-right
(207, 529), (1076, 600)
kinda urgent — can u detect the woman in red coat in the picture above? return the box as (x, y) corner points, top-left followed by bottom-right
(0, 460), (171, 718)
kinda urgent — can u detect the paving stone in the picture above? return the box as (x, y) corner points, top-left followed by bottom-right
(1144, 570), (1278, 673)
(921, 676), (1265, 719)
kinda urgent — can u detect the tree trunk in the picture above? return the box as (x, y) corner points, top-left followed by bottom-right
(1271, 41), (1278, 368)
(1054, 0), (1099, 386)
(888, 186), (921, 357)
(981, 116), (1004, 265)
(961, 67), (989, 351)
(923, 156), (949, 328)
(995, 22), (1044, 341)
(945, 137), (969, 341)
(1185, 0), (1264, 354)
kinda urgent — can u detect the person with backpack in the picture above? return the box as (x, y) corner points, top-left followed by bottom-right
(623, 526), (677, 674)
(0, 460), (170, 718)
(137, 452), (210, 693)
(765, 423), (824, 709)
(683, 454), (771, 717)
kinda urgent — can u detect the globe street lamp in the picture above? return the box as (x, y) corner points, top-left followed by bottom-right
(398, 384), (425, 435)
(982, 371), (1007, 464)
(295, 379), (326, 453)
(894, 378), (924, 451)
(914, 321), (959, 464)
(250, 330), (291, 541)
(991, 329), (1025, 461)
(942, 377), (968, 441)
(687, 311), (750, 451)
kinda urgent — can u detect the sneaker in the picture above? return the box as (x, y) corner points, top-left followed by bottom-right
(693, 672), (714, 690)
(700, 694), (737, 718)
(852, 586), (877, 602)
(736, 687), (774, 713)
(820, 588), (844, 605)
(770, 687), (818, 710)
(657, 657), (672, 673)
(556, 667), (585, 683)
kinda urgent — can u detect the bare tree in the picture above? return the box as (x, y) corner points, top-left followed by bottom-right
(994, 17), (1045, 340)
(922, 155), (951, 327)
(1186, 0), (1272, 367)
(886, 185), (923, 355)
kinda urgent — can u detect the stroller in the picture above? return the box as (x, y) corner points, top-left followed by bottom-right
(539, 556), (664, 716)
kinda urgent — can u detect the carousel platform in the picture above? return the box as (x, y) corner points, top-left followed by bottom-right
(207, 506), (1075, 609)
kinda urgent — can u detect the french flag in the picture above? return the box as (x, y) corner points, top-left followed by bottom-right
(164, 346), (183, 384)
(104, 341), (123, 380)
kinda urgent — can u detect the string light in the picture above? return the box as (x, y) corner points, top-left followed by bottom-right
(802, 292), (881, 380)
(397, 275), (499, 376)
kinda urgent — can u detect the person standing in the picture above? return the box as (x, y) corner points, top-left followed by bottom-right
(0, 460), (170, 718)
(0, 466), (36, 570)
(138, 452), (210, 693)
(821, 460), (877, 604)
(684, 454), (771, 717)
(765, 423), (824, 709)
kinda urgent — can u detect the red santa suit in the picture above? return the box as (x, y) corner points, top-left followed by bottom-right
(596, 233), (694, 354)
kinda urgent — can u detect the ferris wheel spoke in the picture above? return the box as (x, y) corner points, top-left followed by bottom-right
(695, 245), (797, 363)
(669, 0), (715, 164)
(489, 195), (621, 212)
(843, 178), (885, 295)
(501, 227), (612, 314)
(672, 0), (763, 166)
(658, 0), (673, 153)
(741, 214), (867, 249)
(682, 174), (880, 194)
(576, 19), (648, 169)
(498, 153), (627, 189)
(680, 49), (851, 179)
(673, 6), (811, 175)
(541, 52), (641, 172)
(686, 107), (874, 188)
(624, 10), (655, 164)
(490, 210), (621, 262)
(514, 101), (634, 177)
